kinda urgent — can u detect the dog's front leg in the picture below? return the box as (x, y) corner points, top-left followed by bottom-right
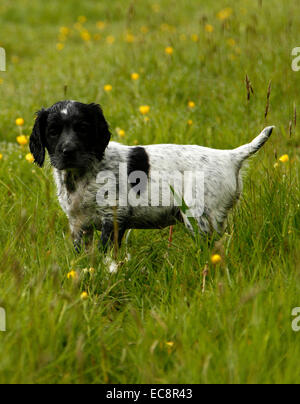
(100, 220), (126, 253)
(70, 222), (93, 253)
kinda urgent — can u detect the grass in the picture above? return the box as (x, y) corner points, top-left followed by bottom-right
(0, 0), (300, 384)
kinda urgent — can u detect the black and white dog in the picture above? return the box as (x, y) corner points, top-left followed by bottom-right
(29, 101), (274, 251)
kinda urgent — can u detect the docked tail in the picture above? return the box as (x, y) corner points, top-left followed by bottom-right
(232, 126), (275, 166)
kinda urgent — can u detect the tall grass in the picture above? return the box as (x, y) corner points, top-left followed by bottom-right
(0, 0), (299, 384)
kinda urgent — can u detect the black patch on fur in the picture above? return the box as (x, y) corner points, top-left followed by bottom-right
(65, 172), (76, 193)
(127, 147), (150, 193)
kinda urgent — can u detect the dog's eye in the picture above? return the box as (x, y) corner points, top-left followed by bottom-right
(74, 123), (89, 133)
(48, 125), (62, 138)
(49, 130), (60, 138)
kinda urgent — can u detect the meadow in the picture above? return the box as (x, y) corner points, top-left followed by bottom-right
(0, 0), (300, 384)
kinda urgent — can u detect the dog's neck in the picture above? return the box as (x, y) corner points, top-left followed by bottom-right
(54, 168), (86, 194)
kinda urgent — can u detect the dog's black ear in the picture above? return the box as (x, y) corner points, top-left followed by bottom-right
(29, 109), (48, 167)
(89, 103), (111, 159)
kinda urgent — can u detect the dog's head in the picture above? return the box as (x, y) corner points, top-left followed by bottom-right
(29, 101), (111, 170)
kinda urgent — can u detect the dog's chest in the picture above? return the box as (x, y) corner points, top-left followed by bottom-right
(54, 170), (97, 221)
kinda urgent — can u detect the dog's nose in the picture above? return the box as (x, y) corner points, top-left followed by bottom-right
(62, 143), (77, 156)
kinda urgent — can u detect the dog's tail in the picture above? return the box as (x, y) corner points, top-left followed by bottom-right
(232, 126), (275, 167)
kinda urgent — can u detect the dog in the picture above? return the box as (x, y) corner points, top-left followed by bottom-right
(29, 100), (274, 252)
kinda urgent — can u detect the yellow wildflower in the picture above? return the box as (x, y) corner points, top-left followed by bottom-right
(0, 153), (3, 160)
(227, 38), (236, 47)
(187, 120), (193, 126)
(139, 105), (150, 115)
(217, 8), (233, 21)
(81, 31), (91, 41)
(106, 35), (115, 44)
(188, 101), (196, 109)
(191, 34), (199, 42)
(104, 84), (113, 92)
(56, 43), (65, 51)
(140, 26), (149, 34)
(80, 292), (88, 300)
(125, 33), (135, 43)
(60, 27), (70, 36)
(211, 254), (222, 265)
(25, 153), (34, 163)
(97, 21), (106, 30)
(131, 72), (140, 81)
(16, 135), (28, 146)
(165, 46), (174, 55)
(279, 154), (289, 163)
(205, 24), (214, 33)
(67, 270), (78, 280)
(16, 118), (25, 126)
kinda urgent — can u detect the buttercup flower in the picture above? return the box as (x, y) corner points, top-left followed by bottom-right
(104, 84), (113, 92)
(165, 46), (174, 55)
(117, 128), (126, 138)
(60, 27), (70, 36)
(131, 72), (140, 81)
(26, 153), (34, 163)
(227, 38), (236, 47)
(16, 118), (25, 126)
(17, 135), (28, 146)
(279, 154), (289, 163)
(97, 21), (106, 30)
(217, 8), (233, 21)
(140, 26), (149, 34)
(80, 292), (88, 300)
(211, 254), (222, 265)
(188, 101), (196, 109)
(139, 105), (150, 115)
(191, 34), (199, 42)
(67, 270), (78, 280)
(187, 120), (193, 126)
(205, 24), (214, 33)
(106, 35), (115, 44)
(56, 43), (65, 51)
(81, 31), (91, 41)
(0, 153), (3, 160)
(125, 33), (135, 43)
